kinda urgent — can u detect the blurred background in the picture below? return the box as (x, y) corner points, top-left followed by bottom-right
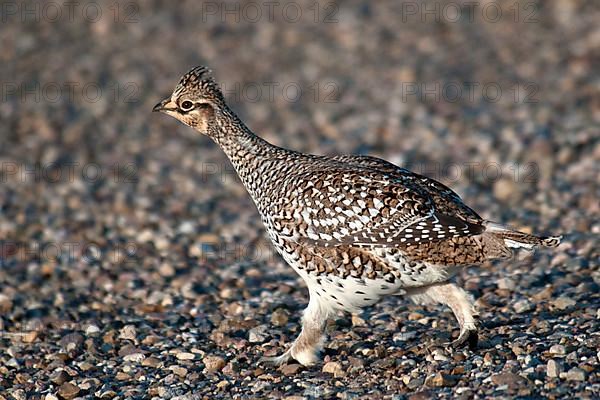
(0, 0), (598, 398)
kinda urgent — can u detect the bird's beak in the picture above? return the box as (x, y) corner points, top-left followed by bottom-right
(153, 98), (177, 113)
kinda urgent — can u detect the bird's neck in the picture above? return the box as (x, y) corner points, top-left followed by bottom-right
(208, 107), (290, 197)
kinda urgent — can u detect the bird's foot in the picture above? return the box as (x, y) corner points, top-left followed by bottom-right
(446, 323), (478, 350)
(259, 347), (320, 367)
(259, 351), (293, 367)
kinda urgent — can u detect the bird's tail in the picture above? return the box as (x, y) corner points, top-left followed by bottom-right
(484, 221), (562, 250)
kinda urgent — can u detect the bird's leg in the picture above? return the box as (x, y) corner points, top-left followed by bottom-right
(260, 293), (330, 367)
(407, 282), (478, 349)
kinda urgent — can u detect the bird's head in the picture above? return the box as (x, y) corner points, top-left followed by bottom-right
(153, 66), (226, 136)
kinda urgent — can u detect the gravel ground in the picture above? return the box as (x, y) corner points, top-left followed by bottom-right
(1, 0), (599, 399)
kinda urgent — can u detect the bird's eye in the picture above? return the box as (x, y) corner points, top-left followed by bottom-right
(180, 100), (194, 111)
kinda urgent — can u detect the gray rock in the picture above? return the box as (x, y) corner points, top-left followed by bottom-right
(547, 359), (563, 378)
(563, 367), (586, 381)
(513, 299), (534, 313)
(248, 325), (269, 343)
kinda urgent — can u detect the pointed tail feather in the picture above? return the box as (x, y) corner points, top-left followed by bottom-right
(484, 221), (562, 250)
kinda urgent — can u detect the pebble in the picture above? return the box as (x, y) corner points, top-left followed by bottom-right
(425, 373), (458, 387)
(248, 325), (268, 343)
(393, 331), (417, 342)
(280, 364), (303, 376)
(142, 357), (162, 368)
(115, 372), (130, 381)
(203, 355), (226, 373)
(50, 370), (70, 385)
(552, 297), (576, 310)
(491, 372), (530, 388)
(176, 352), (196, 361)
(21, 331), (38, 343)
(563, 368), (586, 382)
(547, 360), (562, 378)
(549, 344), (566, 355)
(496, 277), (516, 291)
(123, 352), (146, 363)
(118, 325), (137, 342)
(85, 325), (101, 335)
(322, 361), (345, 378)
(169, 366), (188, 378)
(351, 314), (366, 327)
(513, 299), (534, 313)
(59, 333), (84, 352)
(57, 382), (80, 400)
(271, 309), (289, 326)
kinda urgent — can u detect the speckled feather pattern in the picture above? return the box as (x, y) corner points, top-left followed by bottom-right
(156, 66), (562, 363)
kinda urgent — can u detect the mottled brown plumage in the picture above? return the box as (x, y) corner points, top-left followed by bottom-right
(153, 66), (562, 367)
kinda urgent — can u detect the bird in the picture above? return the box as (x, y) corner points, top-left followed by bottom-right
(153, 65), (562, 367)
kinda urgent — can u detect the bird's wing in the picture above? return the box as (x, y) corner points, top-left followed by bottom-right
(329, 154), (483, 224)
(271, 164), (484, 248)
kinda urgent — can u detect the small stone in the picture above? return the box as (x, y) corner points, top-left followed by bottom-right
(322, 361), (345, 378)
(102, 331), (116, 344)
(549, 344), (566, 355)
(280, 363), (303, 375)
(8, 389), (25, 400)
(203, 355), (226, 373)
(248, 325), (268, 343)
(513, 299), (534, 313)
(7, 358), (20, 368)
(491, 372), (530, 388)
(169, 365), (188, 378)
(552, 296), (576, 310)
(408, 312), (424, 321)
(45, 394), (58, 400)
(425, 373), (458, 387)
(0, 294), (13, 313)
(85, 325), (100, 335)
(57, 382), (80, 400)
(176, 352), (195, 361)
(115, 372), (130, 381)
(178, 221), (195, 234)
(432, 349), (449, 362)
(20, 331), (38, 343)
(118, 344), (142, 357)
(271, 309), (289, 326)
(79, 378), (99, 390)
(497, 277), (516, 290)
(547, 359), (563, 378)
(142, 357), (162, 368)
(407, 377), (424, 390)
(351, 314), (366, 327)
(409, 391), (432, 400)
(50, 370), (70, 385)
(393, 331), (416, 342)
(59, 333), (84, 351)
(119, 325), (137, 341)
(564, 367), (586, 381)
(123, 352), (145, 363)
(158, 263), (175, 277)
(216, 380), (229, 390)
(79, 362), (94, 372)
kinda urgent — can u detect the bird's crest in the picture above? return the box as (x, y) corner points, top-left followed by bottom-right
(173, 65), (222, 100)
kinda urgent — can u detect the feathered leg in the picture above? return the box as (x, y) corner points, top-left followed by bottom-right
(260, 291), (331, 366)
(407, 282), (478, 349)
